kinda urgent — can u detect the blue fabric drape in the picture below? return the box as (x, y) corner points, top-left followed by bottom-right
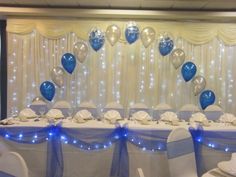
(189, 126), (236, 176)
(0, 125), (169, 177)
(0, 124), (236, 177)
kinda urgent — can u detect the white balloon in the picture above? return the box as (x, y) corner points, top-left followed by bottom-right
(141, 27), (156, 48)
(106, 24), (121, 46)
(73, 41), (88, 63)
(51, 66), (65, 88)
(192, 75), (206, 96)
(170, 49), (185, 69)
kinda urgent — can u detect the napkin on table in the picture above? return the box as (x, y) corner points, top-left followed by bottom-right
(73, 109), (93, 123)
(19, 108), (37, 119)
(190, 112), (208, 123)
(131, 111), (152, 121)
(46, 109), (64, 119)
(219, 113), (236, 123)
(160, 112), (179, 122)
(104, 110), (122, 124)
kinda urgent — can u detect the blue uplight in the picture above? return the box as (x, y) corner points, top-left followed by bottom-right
(5, 134), (9, 138)
(18, 134), (23, 138)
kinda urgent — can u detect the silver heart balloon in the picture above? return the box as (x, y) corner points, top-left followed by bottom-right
(170, 49), (185, 69)
(73, 41), (88, 63)
(51, 66), (65, 88)
(141, 27), (156, 48)
(106, 24), (121, 46)
(192, 75), (206, 96)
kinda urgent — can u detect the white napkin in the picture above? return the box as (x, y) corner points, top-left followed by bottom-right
(219, 113), (236, 123)
(104, 110), (122, 124)
(190, 112), (208, 123)
(160, 112), (179, 122)
(73, 109), (93, 121)
(19, 108), (37, 119)
(132, 111), (151, 121)
(46, 109), (64, 119)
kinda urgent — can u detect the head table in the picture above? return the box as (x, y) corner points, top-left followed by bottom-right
(0, 118), (235, 177)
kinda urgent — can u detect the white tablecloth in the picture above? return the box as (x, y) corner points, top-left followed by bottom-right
(0, 119), (235, 177)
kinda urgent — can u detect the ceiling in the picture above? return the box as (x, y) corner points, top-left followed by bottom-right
(1, 0), (236, 10)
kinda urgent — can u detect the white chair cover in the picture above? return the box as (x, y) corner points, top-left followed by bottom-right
(77, 101), (98, 118)
(29, 100), (48, 115)
(167, 128), (198, 177)
(204, 105), (223, 121)
(129, 103), (149, 117)
(0, 151), (28, 177)
(103, 102), (125, 118)
(53, 101), (72, 117)
(153, 103), (173, 120)
(178, 104), (200, 121)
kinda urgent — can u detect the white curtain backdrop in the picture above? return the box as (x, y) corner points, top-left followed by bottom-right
(7, 20), (236, 116)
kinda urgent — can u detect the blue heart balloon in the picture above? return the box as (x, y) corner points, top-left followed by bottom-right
(159, 37), (174, 56)
(125, 25), (139, 44)
(200, 90), (215, 110)
(61, 53), (76, 74)
(181, 62), (197, 82)
(40, 81), (55, 101)
(89, 29), (105, 51)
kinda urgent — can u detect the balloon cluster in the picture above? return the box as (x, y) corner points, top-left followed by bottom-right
(169, 46), (215, 110)
(88, 22), (158, 51)
(39, 22), (216, 110)
(40, 53), (77, 101)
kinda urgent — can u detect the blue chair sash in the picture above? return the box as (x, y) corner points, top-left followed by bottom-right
(167, 137), (194, 159)
(0, 171), (15, 177)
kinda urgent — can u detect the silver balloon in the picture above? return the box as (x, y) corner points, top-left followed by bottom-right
(141, 27), (156, 48)
(170, 49), (185, 69)
(73, 41), (88, 63)
(192, 75), (206, 96)
(106, 24), (121, 46)
(51, 66), (65, 88)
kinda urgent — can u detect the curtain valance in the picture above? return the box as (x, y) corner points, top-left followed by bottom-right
(7, 18), (236, 45)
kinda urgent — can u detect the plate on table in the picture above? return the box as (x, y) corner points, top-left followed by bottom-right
(218, 161), (236, 176)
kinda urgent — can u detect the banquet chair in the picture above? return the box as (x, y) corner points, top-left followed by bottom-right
(77, 101), (98, 118)
(178, 104), (200, 121)
(0, 151), (29, 177)
(103, 102), (125, 118)
(204, 105), (223, 121)
(128, 103), (150, 118)
(29, 99), (48, 115)
(167, 128), (198, 177)
(153, 103), (173, 120)
(53, 100), (72, 117)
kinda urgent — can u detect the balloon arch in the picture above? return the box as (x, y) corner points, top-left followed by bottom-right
(40, 21), (216, 110)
